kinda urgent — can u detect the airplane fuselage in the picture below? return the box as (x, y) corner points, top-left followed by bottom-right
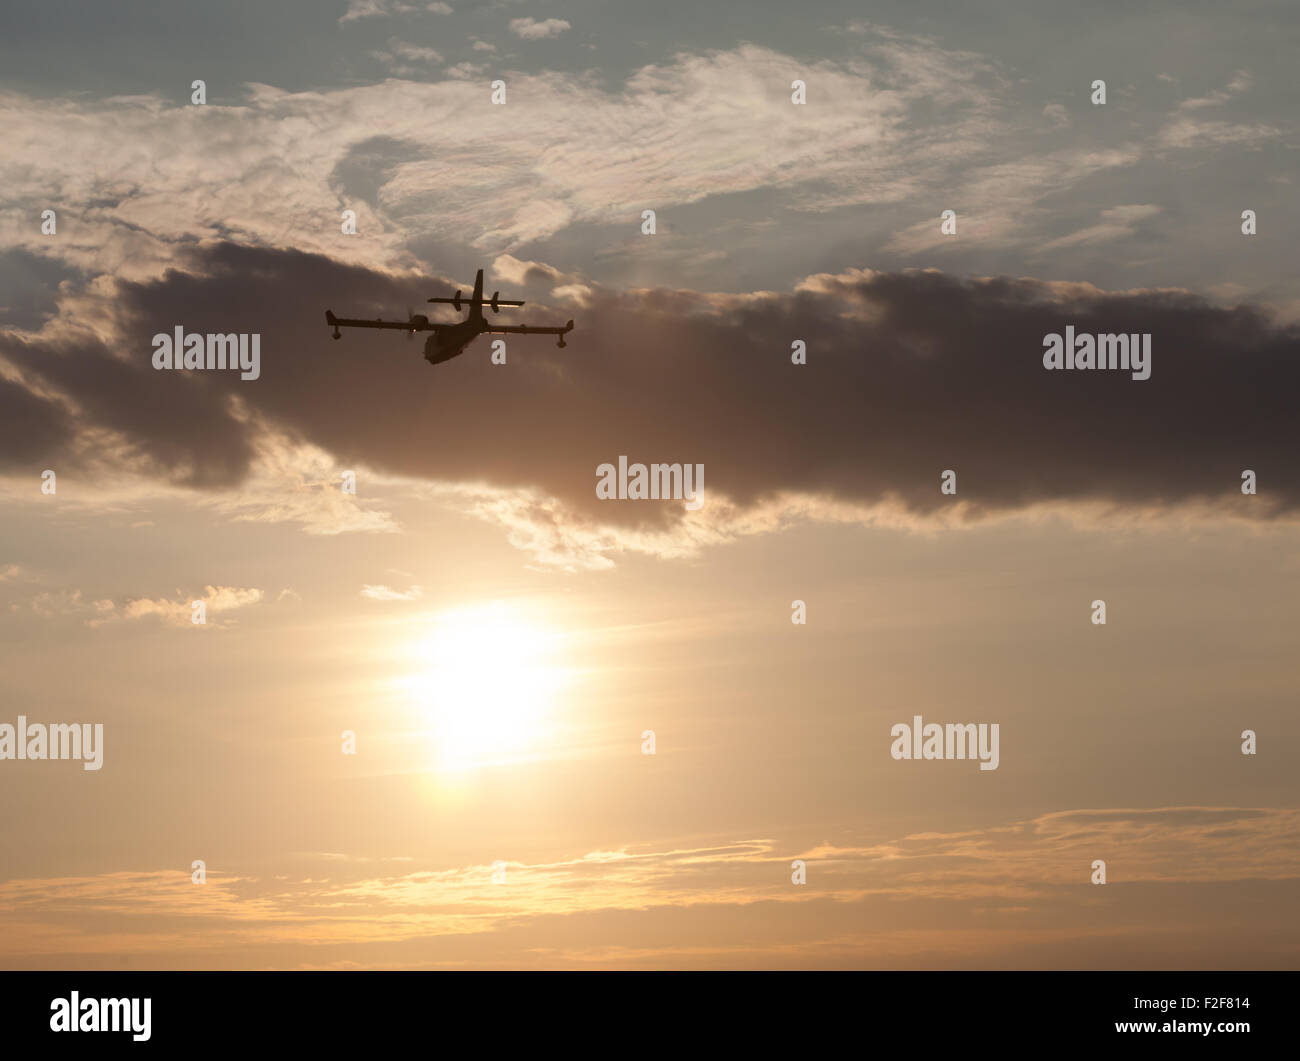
(425, 278), (487, 363)
(424, 318), (484, 364)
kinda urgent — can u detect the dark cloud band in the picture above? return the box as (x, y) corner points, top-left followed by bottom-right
(3, 243), (1296, 528)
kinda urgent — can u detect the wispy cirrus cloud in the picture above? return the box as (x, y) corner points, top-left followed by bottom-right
(1156, 69), (1281, 149)
(1038, 204), (1163, 251)
(4, 807), (1296, 967)
(0, 38), (1004, 280)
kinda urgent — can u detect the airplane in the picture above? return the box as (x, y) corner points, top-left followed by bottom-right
(325, 268), (574, 365)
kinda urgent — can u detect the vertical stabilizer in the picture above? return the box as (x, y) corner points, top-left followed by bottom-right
(469, 269), (485, 322)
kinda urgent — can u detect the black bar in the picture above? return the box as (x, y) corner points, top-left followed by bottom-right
(0, 971), (1287, 1049)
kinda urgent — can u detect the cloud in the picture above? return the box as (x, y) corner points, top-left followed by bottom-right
(4, 807), (1297, 967)
(370, 39), (444, 74)
(1157, 70), (1281, 149)
(360, 584), (423, 600)
(1177, 70), (1253, 110)
(340, 0), (415, 24)
(29, 590), (117, 625)
(1157, 115), (1281, 150)
(882, 146), (1142, 255)
(3, 243), (1300, 568)
(0, 39), (1005, 277)
(119, 585), (264, 627)
(1038, 204), (1162, 250)
(19, 583), (263, 627)
(508, 17), (571, 40)
(201, 429), (401, 536)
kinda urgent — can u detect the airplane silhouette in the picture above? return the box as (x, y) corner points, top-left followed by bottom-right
(325, 269), (574, 365)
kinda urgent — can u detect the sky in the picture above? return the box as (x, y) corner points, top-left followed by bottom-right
(1, 0), (1298, 969)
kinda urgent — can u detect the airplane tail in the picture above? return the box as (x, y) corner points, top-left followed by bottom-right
(468, 268), (485, 323)
(426, 269), (525, 314)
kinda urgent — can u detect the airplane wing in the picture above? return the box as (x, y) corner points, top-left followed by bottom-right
(326, 310), (445, 333)
(484, 319), (575, 348)
(484, 320), (574, 337)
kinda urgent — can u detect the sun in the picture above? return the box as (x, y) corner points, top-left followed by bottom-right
(408, 601), (563, 771)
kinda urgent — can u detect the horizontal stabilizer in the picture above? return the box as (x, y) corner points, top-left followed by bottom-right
(427, 296), (526, 308)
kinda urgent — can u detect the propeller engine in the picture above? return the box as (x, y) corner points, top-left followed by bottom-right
(406, 310), (429, 339)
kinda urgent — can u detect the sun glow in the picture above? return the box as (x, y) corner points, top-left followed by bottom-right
(409, 602), (564, 771)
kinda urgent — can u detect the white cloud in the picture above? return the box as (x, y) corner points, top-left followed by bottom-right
(883, 147), (1142, 255)
(201, 428), (402, 537)
(121, 585), (264, 627)
(340, 0), (415, 24)
(1038, 204), (1162, 251)
(0, 40), (1002, 277)
(1178, 70), (1253, 110)
(27, 585), (263, 627)
(443, 61), (486, 80)
(1157, 71), (1280, 149)
(1157, 116), (1280, 150)
(7, 33), (1246, 297)
(509, 17), (571, 40)
(360, 584), (423, 600)
(371, 38), (443, 72)
(424, 481), (893, 572)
